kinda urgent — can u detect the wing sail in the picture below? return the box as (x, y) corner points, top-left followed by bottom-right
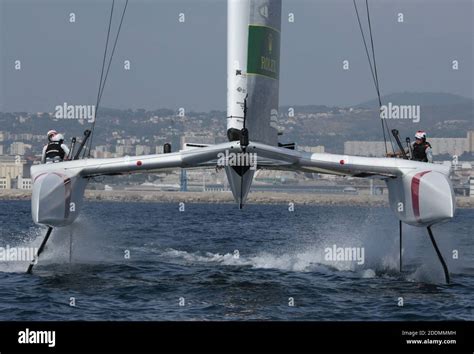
(227, 0), (281, 145)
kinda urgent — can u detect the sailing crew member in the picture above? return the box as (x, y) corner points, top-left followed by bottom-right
(41, 130), (70, 163)
(386, 130), (433, 163)
(412, 130), (433, 163)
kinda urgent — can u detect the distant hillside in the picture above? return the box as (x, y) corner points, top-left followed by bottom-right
(357, 92), (474, 108)
(1, 90), (472, 155)
(279, 105), (335, 114)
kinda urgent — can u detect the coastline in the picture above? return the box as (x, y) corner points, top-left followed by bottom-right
(1, 189), (473, 208)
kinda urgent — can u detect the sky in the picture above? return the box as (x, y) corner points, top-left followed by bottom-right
(1, 0), (473, 112)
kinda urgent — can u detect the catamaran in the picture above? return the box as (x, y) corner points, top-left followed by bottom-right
(28, 0), (455, 283)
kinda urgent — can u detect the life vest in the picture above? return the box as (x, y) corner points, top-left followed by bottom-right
(45, 141), (65, 161)
(412, 141), (431, 162)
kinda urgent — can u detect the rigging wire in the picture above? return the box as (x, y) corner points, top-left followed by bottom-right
(365, 0), (395, 153)
(97, 0), (129, 105)
(365, 1), (381, 100)
(85, 0), (129, 158)
(84, 0), (115, 159)
(353, 0), (395, 154)
(353, 1), (377, 91)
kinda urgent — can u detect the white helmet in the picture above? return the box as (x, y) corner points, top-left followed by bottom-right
(415, 130), (426, 140)
(47, 130), (57, 140)
(51, 133), (64, 142)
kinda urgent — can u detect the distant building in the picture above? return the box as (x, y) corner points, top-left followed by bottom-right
(429, 137), (468, 156)
(344, 141), (392, 157)
(0, 145), (3, 155)
(299, 145), (325, 154)
(468, 130), (474, 153)
(9, 142), (32, 156)
(92, 145), (113, 158)
(344, 131), (474, 157)
(115, 145), (134, 156)
(181, 133), (216, 146)
(17, 176), (32, 190)
(94, 145), (109, 153)
(135, 145), (151, 155)
(0, 177), (11, 189)
(22, 160), (32, 178)
(92, 150), (113, 158)
(15, 133), (34, 141)
(0, 156), (24, 179)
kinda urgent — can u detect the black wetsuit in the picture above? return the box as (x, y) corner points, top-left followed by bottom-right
(45, 141), (66, 161)
(412, 141), (431, 162)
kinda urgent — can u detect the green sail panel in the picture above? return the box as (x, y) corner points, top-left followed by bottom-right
(245, 0), (282, 146)
(247, 25), (280, 80)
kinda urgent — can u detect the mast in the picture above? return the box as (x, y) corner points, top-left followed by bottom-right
(227, 0), (250, 141)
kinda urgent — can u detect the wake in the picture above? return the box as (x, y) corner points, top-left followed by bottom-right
(1, 211), (460, 285)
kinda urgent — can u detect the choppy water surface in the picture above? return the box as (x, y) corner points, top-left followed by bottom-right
(0, 200), (472, 320)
